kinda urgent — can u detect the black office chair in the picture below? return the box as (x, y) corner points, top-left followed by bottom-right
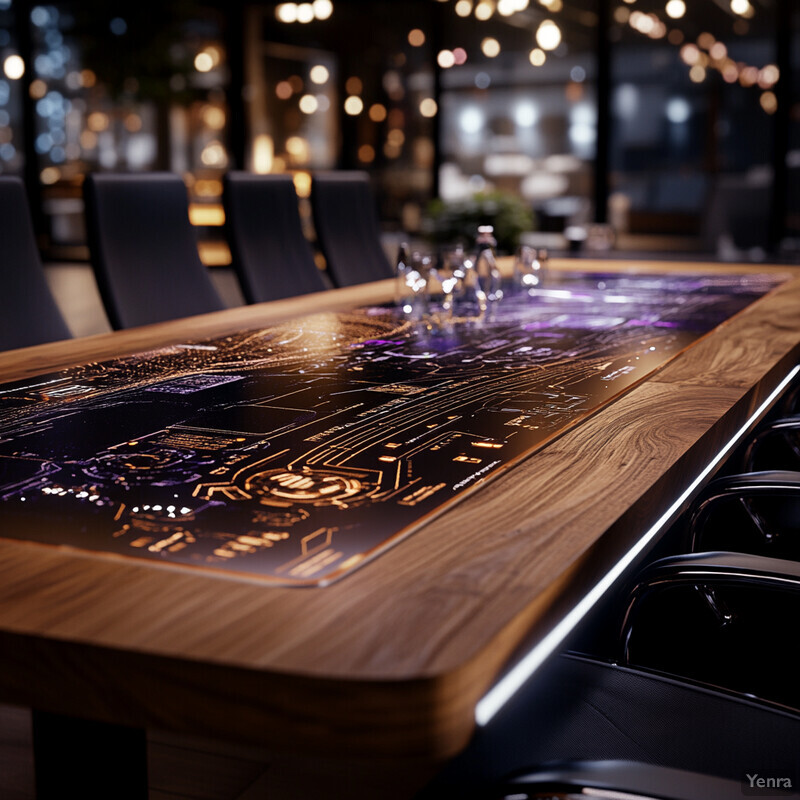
(780, 382), (800, 416)
(498, 760), (745, 800)
(741, 415), (800, 472)
(0, 177), (71, 350)
(422, 543), (800, 799)
(620, 550), (800, 711)
(310, 171), (394, 287)
(223, 172), (327, 303)
(685, 470), (800, 559)
(678, 369), (800, 557)
(421, 650), (800, 798)
(83, 173), (224, 329)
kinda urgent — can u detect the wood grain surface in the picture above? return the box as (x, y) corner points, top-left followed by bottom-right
(0, 259), (798, 775)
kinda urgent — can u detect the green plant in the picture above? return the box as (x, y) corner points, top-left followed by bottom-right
(424, 191), (535, 253)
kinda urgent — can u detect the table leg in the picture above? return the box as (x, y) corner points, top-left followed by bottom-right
(31, 710), (148, 799)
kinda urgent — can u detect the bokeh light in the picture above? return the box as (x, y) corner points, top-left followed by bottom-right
(419, 98), (438, 117)
(536, 20), (562, 51)
(481, 37), (501, 58)
(344, 95), (364, 115)
(3, 55), (25, 80)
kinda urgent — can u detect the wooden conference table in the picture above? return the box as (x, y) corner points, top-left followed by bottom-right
(0, 257), (799, 797)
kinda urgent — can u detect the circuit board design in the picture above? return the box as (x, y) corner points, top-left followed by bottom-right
(0, 272), (784, 585)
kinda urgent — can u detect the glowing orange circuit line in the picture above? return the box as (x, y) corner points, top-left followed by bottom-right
(302, 374), (516, 464)
(324, 370), (552, 467)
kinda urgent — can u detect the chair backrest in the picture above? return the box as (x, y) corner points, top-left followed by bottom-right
(502, 760), (744, 800)
(685, 469), (800, 560)
(620, 551), (800, 712)
(83, 173), (224, 329)
(223, 172), (327, 303)
(0, 177), (71, 350)
(310, 171), (394, 287)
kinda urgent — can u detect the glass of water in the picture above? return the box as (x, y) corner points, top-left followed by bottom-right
(513, 245), (546, 294)
(435, 245), (469, 320)
(396, 245), (432, 321)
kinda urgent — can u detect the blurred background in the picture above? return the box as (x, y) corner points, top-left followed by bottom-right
(1, 0), (798, 264)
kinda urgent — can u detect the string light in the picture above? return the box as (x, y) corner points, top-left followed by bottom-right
(758, 64), (779, 89)
(194, 52), (213, 72)
(475, 1), (495, 21)
(721, 62), (739, 83)
(369, 103), (387, 122)
(529, 48), (546, 66)
(481, 37), (501, 57)
(697, 32), (715, 50)
(419, 98), (438, 117)
(3, 55), (25, 80)
(309, 65), (329, 84)
(408, 29), (425, 47)
(344, 95), (364, 115)
(275, 81), (293, 99)
(623, 8), (773, 112)
(345, 76), (362, 95)
(739, 66), (759, 86)
(689, 65), (706, 82)
(709, 42), (727, 60)
(760, 91), (777, 114)
(313, 0), (333, 20)
(276, 3), (298, 22)
(536, 20), (562, 51)
(275, 2), (334, 23)
(296, 3), (314, 23)
(665, 0), (685, 19)
(437, 49), (456, 68)
(298, 94), (318, 113)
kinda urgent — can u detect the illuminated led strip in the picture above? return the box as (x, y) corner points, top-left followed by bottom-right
(475, 364), (800, 726)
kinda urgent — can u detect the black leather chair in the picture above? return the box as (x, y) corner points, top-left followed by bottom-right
(83, 173), (224, 329)
(780, 382), (800, 415)
(499, 760), (745, 800)
(223, 172), (327, 303)
(685, 470), (800, 559)
(741, 415), (800, 472)
(678, 370), (800, 557)
(0, 177), (71, 350)
(620, 551), (800, 711)
(310, 171), (394, 287)
(420, 650), (800, 798)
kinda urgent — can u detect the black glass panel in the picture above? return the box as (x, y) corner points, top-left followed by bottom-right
(0, 271), (783, 585)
